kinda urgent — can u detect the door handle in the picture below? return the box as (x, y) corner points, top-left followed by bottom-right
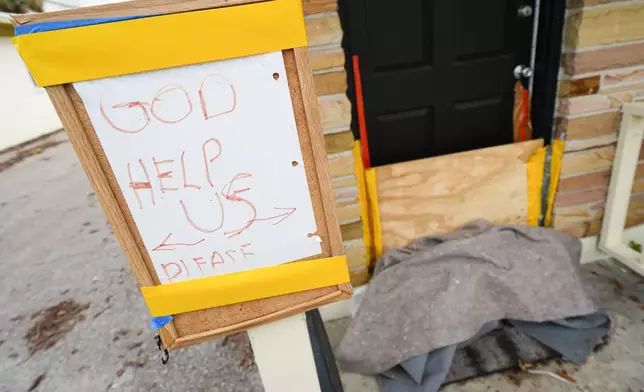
(517, 5), (533, 17)
(514, 65), (533, 80)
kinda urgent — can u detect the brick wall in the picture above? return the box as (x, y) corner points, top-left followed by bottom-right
(302, 1), (369, 284)
(553, 0), (644, 237)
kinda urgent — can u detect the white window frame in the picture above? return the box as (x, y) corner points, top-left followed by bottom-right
(599, 103), (644, 277)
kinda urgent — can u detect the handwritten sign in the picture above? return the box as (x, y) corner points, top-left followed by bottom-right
(74, 51), (321, 284)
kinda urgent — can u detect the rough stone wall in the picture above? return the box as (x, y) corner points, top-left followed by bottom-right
(553, 0), (644, 237)
(303, 0), (369, 284)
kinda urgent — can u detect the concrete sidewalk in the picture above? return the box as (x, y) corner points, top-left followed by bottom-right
(0, 134), (263, 392)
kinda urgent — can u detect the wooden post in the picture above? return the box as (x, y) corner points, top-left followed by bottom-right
(249, 314), (321, 392)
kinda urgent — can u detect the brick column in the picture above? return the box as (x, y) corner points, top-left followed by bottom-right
(553, 0), (644, 237)
(303, 0), (369, 284)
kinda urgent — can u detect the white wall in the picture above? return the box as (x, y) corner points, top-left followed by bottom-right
(0, 36), (62, 151)
(0, 1), (133, 151)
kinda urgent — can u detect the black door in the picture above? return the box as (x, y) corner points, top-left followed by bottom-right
(342, 0), (535, 166)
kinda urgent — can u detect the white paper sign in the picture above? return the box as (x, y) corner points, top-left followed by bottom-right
(74, 51), (321, 284)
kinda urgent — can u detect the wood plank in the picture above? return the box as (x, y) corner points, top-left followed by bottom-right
(11, 0), (267, 25)
(171, 287), (345, 349)
(375, 140), (543, 251)
(293, 46), (345, 256)
(248, 314), (321, 392)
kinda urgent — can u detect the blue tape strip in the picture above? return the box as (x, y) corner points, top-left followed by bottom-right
(150, 315), (173, 330)
(14, 15), (151, 35)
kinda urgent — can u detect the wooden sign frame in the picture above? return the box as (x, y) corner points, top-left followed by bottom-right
(19, 0), (351, 350)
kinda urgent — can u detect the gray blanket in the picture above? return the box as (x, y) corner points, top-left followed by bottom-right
(337, 220), (602, 375)
(375, 315), (610, 392)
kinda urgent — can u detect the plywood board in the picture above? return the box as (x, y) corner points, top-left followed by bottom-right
(375, 140), (543, 251)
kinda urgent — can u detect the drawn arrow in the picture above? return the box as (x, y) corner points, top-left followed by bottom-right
(153, 233), (205, 252)
(252, 207), (297, 225)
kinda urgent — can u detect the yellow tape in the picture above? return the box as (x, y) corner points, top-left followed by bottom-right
(527, 148), (545, 227)
(526, 140), (566, 227)
(365, 168), (383, 260)
(545, 140), (565, 227)
(13, 0), (307, 86)
(141, 256), (349, 317)
(353, 141), (373, 268)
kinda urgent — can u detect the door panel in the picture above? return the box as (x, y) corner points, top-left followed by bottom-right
(453, 0), (512, 61)
(348, 0), (534, 166)
(447, 97), (507, 153)
(371, 107), (435, 165)
(367, 1), (433, 72)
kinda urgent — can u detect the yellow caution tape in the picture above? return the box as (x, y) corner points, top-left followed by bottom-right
(545, 140), (565, 227)
(365, 168), (383, 260)
(527, 139), (566, 227)
(527, 148), (546, 227)
(13, 0), (307, 86)
(141, 256), (349, 317)
(353, 141), (373, 268)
